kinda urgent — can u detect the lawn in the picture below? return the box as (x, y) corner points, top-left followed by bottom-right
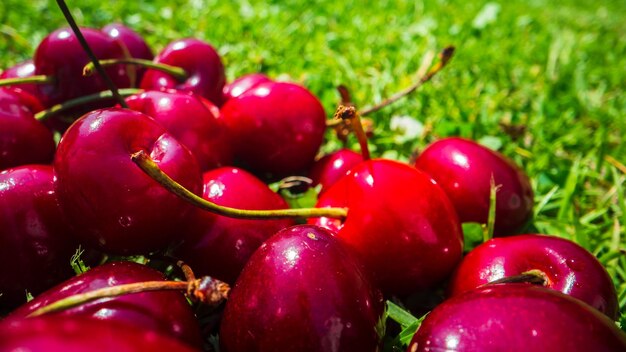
(1, 0), (625, 335)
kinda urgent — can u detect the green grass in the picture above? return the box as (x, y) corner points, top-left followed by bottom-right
(2, 0), (625, 338)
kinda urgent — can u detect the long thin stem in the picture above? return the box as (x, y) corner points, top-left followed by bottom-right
(34, 88), (143, 121)
(56, 0), (129, 108)
(334, 105), (371, 160)
(83, 59), (188, 82)
(131, 150), (349, 220)
(0, 75), (54, 87)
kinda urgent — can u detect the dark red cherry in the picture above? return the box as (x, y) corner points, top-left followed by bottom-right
(102, 23), (153, 83)
(8, 261), (202, 347)
(0, 89), (55, 170)
(220, 225), (384, 351)
(221, 81), (327, 179)
(309, 148), (363, 194)
(222, 73), (272, 102)
(0, 60), (44, 103)
(175, 167), (295, 284)
(34, 27), (131, 108)
(125, 89), (233, 171)
(312, 159), (464, 295)
(0, 165), (76, 310)
(408, 284), (626, 352)
(414, 137), (534, 236)
(54, 108), (202, 254)
(140, 38), (225, 106)
(448, 234), (618, 319)
(0, 315), (197, 351)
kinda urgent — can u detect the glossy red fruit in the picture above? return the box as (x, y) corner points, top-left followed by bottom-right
(312, 159), (464, 295)
(34, 27), (131, 108)
(414, 137), (534, 236)
(0, 89), (55, 170)
(0, 165), (77, 310)
(448, 234), (618, 319)
(221, 81), (327, 179)
(0, 60), (43, 103)
(102, 23), (153, 83)
(125, 89), (233, 171)
(309, 149), (363, 194)
(141, 38), (225, 106)
(54, 108), (202, 254)
(220, 225), (384, 351)
(8, 261), (202, 347)
(176, 167), (295, 284)
(407, 284), (626, 352)
(222, 73), (272, 102)
(0, 316), (197, 351)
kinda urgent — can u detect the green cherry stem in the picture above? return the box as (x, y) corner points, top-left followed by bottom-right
(0, 75), (54, 87)
(334, 105), (371, 160)
(34, 88), (143, 121)
(131, 150), (349, 220)
(83, 59), (188, 82)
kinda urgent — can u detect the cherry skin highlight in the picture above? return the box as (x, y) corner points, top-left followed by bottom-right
(222, 73), (272, 102)
(448, 234), (618, 319)
(102, 23), (153, 83)
(53, 108), (202, 254)
(414, 137), (534, 236)
(0, 60), (44, 103)
(309, 148), (363, 195)
(220, 225), (384, 352)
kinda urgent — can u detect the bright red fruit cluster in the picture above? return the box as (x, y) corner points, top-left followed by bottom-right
(0, 19), (624, 352)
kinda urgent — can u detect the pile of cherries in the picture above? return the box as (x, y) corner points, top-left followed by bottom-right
(1, 18), (625, 352)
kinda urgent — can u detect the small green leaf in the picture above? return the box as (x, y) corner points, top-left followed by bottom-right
(386, 300), (417, 328)
(463, 222), (485, 252)
(25, 290), (34, 302)
(70, 246), (90, 275)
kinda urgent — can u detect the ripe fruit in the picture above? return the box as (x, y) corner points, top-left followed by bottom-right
(309, 148), (363, 194)
(54, 108), (202, 254)
(408, 284), (626, 351)
(220, 225), (384, 351)
(0, 60), (42, 101)
(222, 73), (272, 101)
(102, 23), (153, 83)
(414, 137), (534, 236)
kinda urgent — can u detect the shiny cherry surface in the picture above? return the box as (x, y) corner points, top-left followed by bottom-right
(102, 23), (153, 83)
(312, 159), (464, 295)
(222, 73), (272, 101)
(221, 81), (327, 179)
(220, 225), (384, 352)
(125, 89), (233, 171)
(140, 38), (225, 106)
(0, 165), (76, 310)
(176, 167), (294, 284)
(309, 148), (363, 194)
(408, 284), (626, 352)
(414, 137), (534, 236)
(0, 60), (43, 102)
(53, 108), (202, 254)
(448, 234), (618, 318)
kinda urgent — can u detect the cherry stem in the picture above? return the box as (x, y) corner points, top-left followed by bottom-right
(0, 75), (54, 87)
(486, 269), (548, 286)
(359, 46), (455, 116)
(131, 150), (349, 220)
(334, 105), (371, 160)
(83, 59), (188, 82)
(34, 88), (142, 121)
(27, 277), (230, 318)
(55, 0), (129, 109)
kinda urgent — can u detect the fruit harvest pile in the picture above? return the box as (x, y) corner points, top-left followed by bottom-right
(1, 1), (625, 351)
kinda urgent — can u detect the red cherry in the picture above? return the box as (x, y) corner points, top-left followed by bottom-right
(222, 73), (272, 102)
(312, 159), (464, 295)
(414, 137), (534, 236)
(448, 234), (618, 318)
(309, 148), (363, 194)
(0, 60), (44, 104)
(221, 81), (327, 179)
(54, 108), (202, 254)
(175, 167), (295, 283)
(408, 284), (626, 351)
(102, 23), (153, 83)
(220, 225), (384, 351)
(140, 38), (225, 106)
(125, 89), (233, 171)
(0, 165), (77, 310)
(7, 261), (202, 347)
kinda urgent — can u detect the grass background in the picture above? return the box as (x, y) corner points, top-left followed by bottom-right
(1, 0), (625, 327)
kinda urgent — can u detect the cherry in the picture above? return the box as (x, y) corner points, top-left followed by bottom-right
(308, 148), (363, 194)
(222, 73), (272, 102)
(54, 107), (202, 254)
(102, 23), (153, 83)
(7, 261), (202, 347)
(408, 284), (626, 351)
(140, 38), (225, 106)
(0, 60), (43, 103)
(0, 89), (55, 170)
(221, 81), (327, 179)
(175, 167), (295, 284)
(311, 159), (464, 295)
(448, 234), (618, 319)
(125, 89), (233, 171)
(414, 137), (534, 236)
(0, 315), (197, 351)
(0, 165), (77, 310)
(220, 225), (384, 351)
